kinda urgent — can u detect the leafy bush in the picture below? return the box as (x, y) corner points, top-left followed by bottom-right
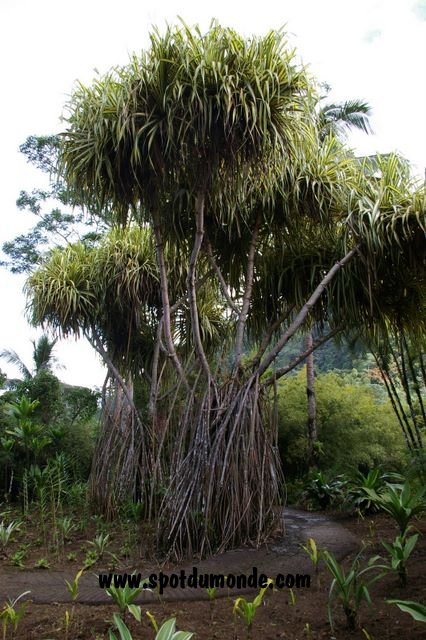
(18, 370), (62, 426)
(302, 471), (347, 510)
(346, 469), (388, 513)
(402, 449), (426, 488)
(277, 370), (405, 479)
(0, 382), (98, 494)
(323, 549), (378, 631)
(59, 416), (97, 481)
(365, 481), (426, 536)
(370, 532), (419, 587)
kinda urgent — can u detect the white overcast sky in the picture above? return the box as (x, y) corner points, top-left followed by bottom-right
(0, 0), (425, 389)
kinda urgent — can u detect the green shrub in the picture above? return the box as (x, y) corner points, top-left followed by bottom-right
(370, 532), (419, 587)
(278, 370), (405, 479)
(323, 549), (378, 631)
(302, 471), (347, 510)
(346, 468), (388, 513)
(365, 481), (426, 536)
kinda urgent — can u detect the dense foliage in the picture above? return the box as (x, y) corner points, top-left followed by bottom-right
(278, 369), (405, 478)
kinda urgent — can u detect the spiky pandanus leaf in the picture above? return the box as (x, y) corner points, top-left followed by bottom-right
(60, 23), (311, 217)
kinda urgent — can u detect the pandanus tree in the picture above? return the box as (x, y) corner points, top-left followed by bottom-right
(351, 154), (426, 452)
(55, 23), (314, 556)
(26, 23), (426, 557)
(26, 225), (227, 517)
(26, 228), (159, 515)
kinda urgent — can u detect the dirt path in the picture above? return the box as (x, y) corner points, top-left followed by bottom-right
(0, 508), (358, 604)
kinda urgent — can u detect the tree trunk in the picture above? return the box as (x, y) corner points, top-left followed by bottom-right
(305, 331), (318, 466)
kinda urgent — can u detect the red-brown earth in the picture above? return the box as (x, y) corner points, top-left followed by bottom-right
(0, 508), (424, 639)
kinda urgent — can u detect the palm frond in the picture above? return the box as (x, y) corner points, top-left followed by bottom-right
(32, 335), (58, 373)
(0, 349), (32, 379)
(318, 99), (372, 140)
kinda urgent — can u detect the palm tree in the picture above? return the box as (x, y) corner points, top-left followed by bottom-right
(317, 98), (372, 141)
(0, 335), (58, 380)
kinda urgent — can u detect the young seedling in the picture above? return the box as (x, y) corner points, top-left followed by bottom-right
(233, 578), (274, 639)
(85, 533), (118, 568)
(367, 519), (377, 541)
(0, 591), (31, 640)
(146, 610), (159, 633)
(34, 558), (50, 569)
(301, 537), (322, 587)
(202, 575), (226, 620)
(205, 584), (219, 601)
(0, 521), (21, 555)
(64, 567), (84, 637)
(369, 532), (419, 587)
(110, 614), (194, 640)
(64, 609), (70, 640)
(323, 549), (378, 631)
(303, 622), (312, 639)
(65, 567), (85, 601)
(288, 588), (296, 606)
(58, 516), (76, 542)
(105, 575), (150, 620)
(87, 532), (111, 561)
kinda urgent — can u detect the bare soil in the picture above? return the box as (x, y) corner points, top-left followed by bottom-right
(0, 509), (424, 639)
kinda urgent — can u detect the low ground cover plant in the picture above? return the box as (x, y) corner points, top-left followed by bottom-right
(365, 481), (426, 536)
(323, 549), (378, 631)
(0, 591), (31, 640)
(233, 578), (274, 639)
(301, 537), (322, 587)
(105, 575), (150, 620)
(370, 532), (419, 587)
